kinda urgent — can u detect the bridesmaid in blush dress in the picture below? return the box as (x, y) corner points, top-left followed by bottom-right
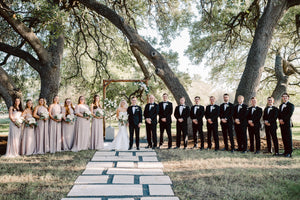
(72, 96), (91, 152)
(5, 97), (23, 157)
(49, 95), (62, 153)
(33, 97), (50, 154)
(62, 98), (75, 151)
(21, 99), (36, 155)
(90, 95), (104, 150)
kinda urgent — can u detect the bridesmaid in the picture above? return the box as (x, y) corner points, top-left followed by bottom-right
(49, 95), (62, 153)
(62, 98), (75, 150)
(90, 95), (104, 150)
(33, 97), (50, 154)
(72, 96), (91, 152)
(5, 97), (23, 157)
(21, 99), (36, 155)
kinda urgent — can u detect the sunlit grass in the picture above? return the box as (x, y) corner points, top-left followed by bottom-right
(157, 149), (300, 200)
(0, 150), (95, 200)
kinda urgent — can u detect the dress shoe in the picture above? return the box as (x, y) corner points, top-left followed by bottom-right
(136, 147), (140, 150)
(128, 147), (132, 150)
(145, 145), (152, 149)
(183, 147), (187, 150)
(273, 153), (280, 156)
(174, 147), (179, 149)
(167, 146), (171, 149)
(284, 154), (292, 158)
(152, 146), (156, 150)
(205, 148), (211, 150)
(192, 145), (198, 149)
(241, 151), (246, 154)
(199, 147), (204, 151)
(231, 150), (234, 153)
(221, 148), (226, 151)
(254, 151), (260, 154)
(215, 149), (218, 152)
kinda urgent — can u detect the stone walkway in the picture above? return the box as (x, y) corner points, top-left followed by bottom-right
(62, 148), (179, 200)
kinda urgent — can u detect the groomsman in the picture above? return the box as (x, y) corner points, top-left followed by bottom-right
(174, 97), (190, 149)
(247, 97), (262, 154)
(190, 96), (205, 149)
(233, 95), (248, 153)
(158, 93), (173, 149)
(278, 93), (295, 157)
(219, 93), (234, 151)
(127, 96), (142, 150)
(263, 97), (279, 155)
(205, 96), (220, 151)
(144, 95), (159, 149)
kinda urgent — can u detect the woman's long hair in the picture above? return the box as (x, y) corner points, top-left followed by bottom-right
(13, 97), (23, 112)
(119, 99), (128, 109)
(93, 95), (101, 109)
(78, 96), (84, 104)
(38, 97), (48, 108)
(25, 99), (33, 112)
(64, 98), (74, 116)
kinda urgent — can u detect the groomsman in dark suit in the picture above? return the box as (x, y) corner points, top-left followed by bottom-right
(205, 96), (220, 151)
(247, 97), (262, 154)
(190, 96), (205, 149)
(233, 95), (249, 153)
(144, 95), (159, 149)
(263, 97), (279, 155)
(158, 93), (173, 149)
(219, 93), (234, 151)
(278, 93), (295, 157)
(127, 96), (142, 150)
(174, 97), (190, 149)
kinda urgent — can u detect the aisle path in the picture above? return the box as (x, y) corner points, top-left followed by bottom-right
(62, 146), (179, 200)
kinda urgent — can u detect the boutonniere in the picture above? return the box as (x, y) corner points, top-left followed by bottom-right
(269, 107), (273, 110)
(136, 108), (139, 111)
(211, 106), (215, 110)
(282, 104), (286, 109)
(225, 104), (229, 108)
(195, 106), (199, 109)
(182, 106), (186, 109)
(238, 105), (242, 108)
(253, 108), (256, 111)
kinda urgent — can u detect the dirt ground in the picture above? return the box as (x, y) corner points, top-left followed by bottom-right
(1, 132), (299, 155)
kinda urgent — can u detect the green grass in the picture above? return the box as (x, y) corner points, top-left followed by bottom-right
(0, 150), (95, 200)
(157, 149), (300, 200)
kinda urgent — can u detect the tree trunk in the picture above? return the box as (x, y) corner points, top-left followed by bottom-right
(271, 54), (288, 106)
(0, 66), (22, 108)
(235, 0), (289, 105)
(78, 0), (192, 106)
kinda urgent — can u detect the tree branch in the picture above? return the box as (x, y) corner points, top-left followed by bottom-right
(0, 42), (41, 71)
(287, 0), (300, 8)
(0, 1), (49, 63)
(130, 44), (151, 80)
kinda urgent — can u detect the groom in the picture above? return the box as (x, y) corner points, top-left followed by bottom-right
(127, 96), (142, 150)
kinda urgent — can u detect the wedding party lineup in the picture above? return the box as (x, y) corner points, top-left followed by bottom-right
(4, 92), (295, 158)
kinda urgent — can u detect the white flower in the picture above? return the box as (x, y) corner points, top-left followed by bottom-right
(15, 116), (25, 127)
(118, 112), (128, 126)
(40, 111), (49, 120)
(54, 113), (63, 120)
(66, 114), (75, 123)
(25, 117), (37, 128)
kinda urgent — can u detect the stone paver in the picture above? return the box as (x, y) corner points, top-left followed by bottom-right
(75, 175), (109, 184)
(62, 142), (178, 200)
(68, 185), (143, 196)
(148, 185), (174, 196)
(142, 157), (158, 162)
(137, 162), (164, 169)
(86, 162), (113, 168)
(113, 175), (134, 184)
(116, 162), (135, 168)
(140, 176), (172, 184)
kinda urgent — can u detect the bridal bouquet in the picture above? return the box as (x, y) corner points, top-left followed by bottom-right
(95, 109), (105, 117)
(118, 113), (128, 126)
(39, 111), (49, 120)
(15, 116), (25, 128)
(54, 113), (63, 121)
(83, 110), (92, 118)
(66, 114), (75, 123)
(25, 117), (37, 128)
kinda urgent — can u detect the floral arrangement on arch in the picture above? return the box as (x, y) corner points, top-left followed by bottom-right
(104, 98), (117, 126)
(134, 82), (149, 94)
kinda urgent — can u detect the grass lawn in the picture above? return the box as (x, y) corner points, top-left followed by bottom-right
(157, 149), (300, 200)
(0, 150), (95, 200)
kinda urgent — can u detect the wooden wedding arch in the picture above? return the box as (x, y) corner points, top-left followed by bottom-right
(102, 79), (149, 136)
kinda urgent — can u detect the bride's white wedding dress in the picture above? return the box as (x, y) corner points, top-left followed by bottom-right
(110, 112), (129, 150)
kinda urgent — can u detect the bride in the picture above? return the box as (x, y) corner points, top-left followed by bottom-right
(110, 99), (129, 150)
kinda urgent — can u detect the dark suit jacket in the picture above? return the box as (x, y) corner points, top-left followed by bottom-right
(205, 104), (220, 123)
(158, 101), (173, 123)
(127, 105), (142, 126)
(247, 106), (262, 127)
(278, 102), (294, 127)
(233, 104), (248, 126)
(263, 106), (278, 128)
(174, 105), (190, 124)
(144, 103), (159, 124)
(219, 102), (234, 124)
(190, 105), (205, 126)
